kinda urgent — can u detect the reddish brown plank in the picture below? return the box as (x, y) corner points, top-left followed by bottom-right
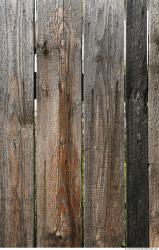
(36, 0), (82, 247)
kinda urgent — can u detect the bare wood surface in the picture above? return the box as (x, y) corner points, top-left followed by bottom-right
(36, 0), (82, 247)
(0, 0), (35, 247)
(84, 0), (125, 247)
(126, 0), (149, 247)
(149, 0), (159, 247)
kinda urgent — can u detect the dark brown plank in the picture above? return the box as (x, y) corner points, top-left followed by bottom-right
(36, 0), (82, 247)
(84, 0), (125, 247)
(0, 0), (35, 247)
(126, 0), (149, 247)
(149, 0), (159, 247)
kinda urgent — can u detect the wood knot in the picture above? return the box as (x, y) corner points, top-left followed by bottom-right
(60, 39), (66, 48)
(141, 5), (145, 17)
(95, 54), (104, 63)
(41, 83), (49, 96)
(37, 40), (49, 56)
(116, 80), (119, 88)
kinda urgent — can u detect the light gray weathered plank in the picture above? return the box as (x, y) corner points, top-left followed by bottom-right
(149, 0), (159, 247)
(84, 0), (125, 247)
(0, 0), (35, 247)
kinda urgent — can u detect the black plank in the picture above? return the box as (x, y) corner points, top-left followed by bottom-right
(126, 0), (149, 247)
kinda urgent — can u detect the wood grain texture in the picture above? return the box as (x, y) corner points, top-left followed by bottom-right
(126, 0), (149, 247)
(149, 0), (159, 247)
(0, 0), (35, 247)
(36, 0), (81, 247)
(84, 0), (125, 247)
(126, 249), (157, 250)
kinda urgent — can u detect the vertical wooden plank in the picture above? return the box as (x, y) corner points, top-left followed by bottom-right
(36, 0), (81, 247)
(149, 0), (159, 247)
(84, 0), (125, 247)
(0, 0), (35, 247)
(126, 0), (149, 247)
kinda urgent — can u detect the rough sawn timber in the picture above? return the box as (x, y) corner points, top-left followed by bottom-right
(0, 0), (35, 247)
(36, 0), (82, 247)
(84, 0), (125, 247)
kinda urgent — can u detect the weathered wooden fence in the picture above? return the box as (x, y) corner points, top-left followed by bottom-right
(0, 0), (159, 247)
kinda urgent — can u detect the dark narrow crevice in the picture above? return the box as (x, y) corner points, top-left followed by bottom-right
(33, 101), (37, 248)
(81, 142), (84, 248)
(81, 73), (84, 102)
(124, 1), (127, 247)
(81, 75), (84, 247)
(33, 0), (37, 247)
(34, 72), (36, 99)
(81, 3), (84, 244)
